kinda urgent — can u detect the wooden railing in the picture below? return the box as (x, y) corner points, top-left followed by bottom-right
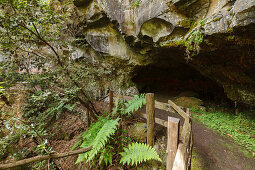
(110, 92), (193, 170)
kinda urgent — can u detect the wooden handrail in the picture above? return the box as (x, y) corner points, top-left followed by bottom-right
(113, 94), (134, 101)
(168, 100), (190, 120)
(135, 111), (168, 127)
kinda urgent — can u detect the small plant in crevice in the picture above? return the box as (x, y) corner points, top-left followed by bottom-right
(160, 29), (204, 60)
(184, 29), (204, 60)
(73, 94), (161, 168)
(131, 0), (142, 16)
(134, 0), (142, 8)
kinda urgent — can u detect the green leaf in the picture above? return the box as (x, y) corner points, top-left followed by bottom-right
(120, 142), (161, 166)
(75, 117), (120, 164)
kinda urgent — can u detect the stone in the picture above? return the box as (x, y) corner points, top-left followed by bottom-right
(173, 96), (205, 110)
(73, 0), (92, 7)
(129, 122), (147, 143)
(63, 0), (255, 107)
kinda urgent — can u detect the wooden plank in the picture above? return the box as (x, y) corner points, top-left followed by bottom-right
(109, 90), (114, 112)
(86, 108), (90, 127)
(168, 100), (189, 120)
(186, 108), (192, 169)
(172, 121), (192, 170)
(146, 93), (155, 147)
(166, 116), (180, 170)
(113, 94), (134, 101)
(135, 111), (168, 127)
(188, 131), (193, 169)
(155, 100), (169, 111)
(155, 100), (187, 114)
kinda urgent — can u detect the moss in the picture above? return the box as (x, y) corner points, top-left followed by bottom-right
(161, 29), (204, 59)
(179, 19), (194, 28)
(160, 39), (186, 47)
(191, 151), (205, 170)
(199, 19), (206, 26)
(73, 0), (92, 7)
(134, 0), (142, 8)
(161, 30), (203, 50)
(227, 7), (233, 11)
(213, 17), (222, 22)
(227, 27), (234, 33)
(204, 39), (213, 46)
(226, 35), (235, 41)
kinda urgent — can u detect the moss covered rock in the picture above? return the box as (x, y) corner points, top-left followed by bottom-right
(129, 123), (147, 143)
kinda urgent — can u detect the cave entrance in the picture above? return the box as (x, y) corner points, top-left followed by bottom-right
(132, 50), (228, 105)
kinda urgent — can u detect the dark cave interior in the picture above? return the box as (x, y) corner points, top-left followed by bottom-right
(132, 49), (232, 106)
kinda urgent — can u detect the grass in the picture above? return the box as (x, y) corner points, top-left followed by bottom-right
(191, 108), (255, 155)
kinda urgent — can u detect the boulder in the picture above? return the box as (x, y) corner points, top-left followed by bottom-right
(129, 122), (147, 143)
(173, 96), (205, 111)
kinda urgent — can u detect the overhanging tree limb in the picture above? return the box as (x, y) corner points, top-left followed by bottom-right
(18, 22), (99, 119)
(0, 146), (92, 169)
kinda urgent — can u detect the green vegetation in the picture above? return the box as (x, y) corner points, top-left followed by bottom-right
(161, 29), (204, 59)
(0, 0), (148, 169)
(134, 0), (142, 8)
(120, 142), (161, 166)
(212, 17), (222, 22)
(199, 19), (206, 26)
(74, 117), (120, 165)
(192, 108), (255, 154)
(73, 95), (161, 168)
(179, 19), (194, 28)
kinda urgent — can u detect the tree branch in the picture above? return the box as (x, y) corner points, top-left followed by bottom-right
(18, 22), (98, 118)
(0, 146), (92, 169)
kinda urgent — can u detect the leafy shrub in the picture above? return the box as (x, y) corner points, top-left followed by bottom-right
(23, 87), (78, 125)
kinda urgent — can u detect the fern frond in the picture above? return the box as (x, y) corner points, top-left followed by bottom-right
(120, 142), (161, 166)
(76, 117), (120, 164)
(87, 118), (119, 162)
(99, 147), (113, 166)
(124, 94), (146, 115)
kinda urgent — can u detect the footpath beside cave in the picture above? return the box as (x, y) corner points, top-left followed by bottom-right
(153, 93), (255, 170)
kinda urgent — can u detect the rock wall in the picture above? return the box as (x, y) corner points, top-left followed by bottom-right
(64, 0), (255, 106)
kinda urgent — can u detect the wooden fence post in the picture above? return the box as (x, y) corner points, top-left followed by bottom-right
(86, 108), (90, 127)
(146, 93), (155, 147)
(109, 90), (114, 113)
(167, 116), (180, 170)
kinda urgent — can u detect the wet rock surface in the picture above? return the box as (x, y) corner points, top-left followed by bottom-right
(67, 0), (255, 106)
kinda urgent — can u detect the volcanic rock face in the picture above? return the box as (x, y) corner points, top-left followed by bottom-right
(69, 0), (255, 106)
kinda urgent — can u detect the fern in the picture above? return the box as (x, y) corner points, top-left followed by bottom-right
(122, 94), (146, 115)
(120, 142), (161, 166)
(112, 94), (145, 116)
(75, 117), (120, 164)
(99, 146), (113, 166)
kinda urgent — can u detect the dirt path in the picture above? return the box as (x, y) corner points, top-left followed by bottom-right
(154, 95), (255, 170)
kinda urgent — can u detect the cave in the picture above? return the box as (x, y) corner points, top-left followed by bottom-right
(132, 48), (231, 106)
